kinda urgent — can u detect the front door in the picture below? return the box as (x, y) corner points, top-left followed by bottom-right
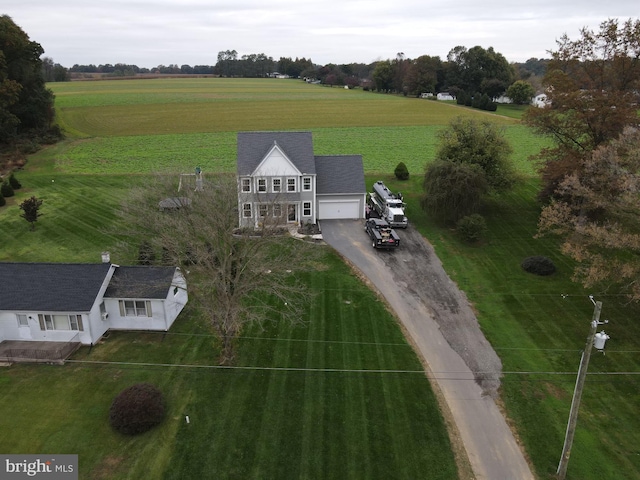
(287, 204), (297, 223)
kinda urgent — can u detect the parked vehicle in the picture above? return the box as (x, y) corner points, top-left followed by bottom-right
(367, 180), (408, 228)
(365, 218), (400, 249)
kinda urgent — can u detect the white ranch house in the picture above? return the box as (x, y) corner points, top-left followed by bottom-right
(0, 261), (187, 361)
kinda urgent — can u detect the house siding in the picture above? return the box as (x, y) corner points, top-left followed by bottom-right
(0, 264), (188, 347)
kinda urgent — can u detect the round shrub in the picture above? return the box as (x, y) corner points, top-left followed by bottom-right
(1, 182), (14, 198)
(521, 256), (557, 276)
(456, 214), (487, 243)
(9, 174), (21, 190)
(394, 161), (409, 180)
(109, 383), (165, 435)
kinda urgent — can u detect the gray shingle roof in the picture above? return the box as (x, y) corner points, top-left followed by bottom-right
(315, 155), (366, 195)
(237, 131), (316, 176)
(0, 263), (112, 312)
(104, 266), (177, 299)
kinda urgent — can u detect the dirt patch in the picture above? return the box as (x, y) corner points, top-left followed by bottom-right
(89, 455), (125, 480)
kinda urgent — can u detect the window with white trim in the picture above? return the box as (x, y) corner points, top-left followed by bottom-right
(69, 315), (81, 330)
(273, 203), (282, 217)
(272, 178), (281, 192)
(243, 203), (252, 218)
(38, 314), (84, 331)
(259, 204), (268, 217)
(287, 177), (296, 192)
(119, 300), (152, 317)
(17, 314), (28, 327)
(241, 178), (251, 193)
(257, 178), (267, 193)
(303, 201), (312, 217)
(303, 177), (312, 191)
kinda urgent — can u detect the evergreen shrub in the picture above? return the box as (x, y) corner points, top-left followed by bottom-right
(521, 256), (557, 276)
(1, 182), (14, 198)
(456, 214), (487, 242)
(109, 383), (165, 435)
(394, 161), (409, 180)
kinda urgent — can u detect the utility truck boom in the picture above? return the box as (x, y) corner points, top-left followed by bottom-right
(367, 181), (408, 228)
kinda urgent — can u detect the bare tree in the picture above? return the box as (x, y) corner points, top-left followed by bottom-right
(119, 173), (316, 364)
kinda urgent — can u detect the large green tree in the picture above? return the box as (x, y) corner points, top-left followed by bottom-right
(446, 45), (514, 97)
(506, 80), (535, 105)
(524, 18), (640, 201)
(404, 55), (442, 96)
(372, 60), (394, 92)
(0, 15), (55, 144)
(421, 160), (488, 224)
(434, 116), (514, 190)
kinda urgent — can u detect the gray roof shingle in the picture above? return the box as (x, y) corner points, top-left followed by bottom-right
(0, 263), (112, 312)
(237, 131), (316, 176)
(315, 155), (366, 195)
(104, 266), (177, 299)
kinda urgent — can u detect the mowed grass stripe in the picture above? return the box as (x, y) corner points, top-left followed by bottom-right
(35, 124), (546, 177)
(250, 337), (296, 479)
(340, 304), (372, 480)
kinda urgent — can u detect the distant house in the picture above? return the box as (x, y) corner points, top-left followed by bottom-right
(0, 261), (187, 348)
(437, 92), (455, 101)
(237, 131), (366, 227)
(493, 95), (512, 104)
(532, 93), (549, 107)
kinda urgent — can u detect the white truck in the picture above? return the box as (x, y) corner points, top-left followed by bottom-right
(367, 180), (408, 228)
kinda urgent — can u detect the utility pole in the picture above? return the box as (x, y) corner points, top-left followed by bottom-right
(556, 297), (606, 479)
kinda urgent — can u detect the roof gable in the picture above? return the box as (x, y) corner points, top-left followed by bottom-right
(237, 131), (316, 176)
(315, 155), (366, 195)
(0, 263), (112, 312)
(252, 143), (302, 177)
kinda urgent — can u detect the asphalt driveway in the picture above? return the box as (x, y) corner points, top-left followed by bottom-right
(320, 219), (534, 480)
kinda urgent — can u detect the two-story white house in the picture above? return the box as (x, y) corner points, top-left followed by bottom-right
(237, 131), (366, 228)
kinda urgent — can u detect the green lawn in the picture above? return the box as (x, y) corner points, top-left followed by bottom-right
(0, 254), (457, 480)
(378, 174), (640, 480)
(2, 77), (638, 480)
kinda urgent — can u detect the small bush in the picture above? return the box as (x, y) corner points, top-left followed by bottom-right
(521, 256), (556, 276)
(1, 182), (14, 198)
(394, 161), (409, 180)
(9, 174), (21, 190)
(456, 214), (487, 242)
(0, 194), (5, 207)
(109, 383), (165, 435)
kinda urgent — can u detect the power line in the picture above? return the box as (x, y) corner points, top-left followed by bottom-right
(64, 359), (640, 377)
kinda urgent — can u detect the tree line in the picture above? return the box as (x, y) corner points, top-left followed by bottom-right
(58, 48), (548, 102)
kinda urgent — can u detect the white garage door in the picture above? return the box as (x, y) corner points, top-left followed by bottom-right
(318, 200), (361, 219)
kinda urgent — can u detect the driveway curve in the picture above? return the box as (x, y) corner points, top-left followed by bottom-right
(320, 219), (534, 480)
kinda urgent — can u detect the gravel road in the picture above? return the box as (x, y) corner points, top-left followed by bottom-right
(320, 219), (534, 480)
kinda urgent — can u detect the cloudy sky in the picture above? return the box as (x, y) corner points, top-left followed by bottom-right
(3, 1), (638, 68)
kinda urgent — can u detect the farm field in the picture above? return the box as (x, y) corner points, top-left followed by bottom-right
(1, 77), (639, 479)
(33, 77), (545, 176)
